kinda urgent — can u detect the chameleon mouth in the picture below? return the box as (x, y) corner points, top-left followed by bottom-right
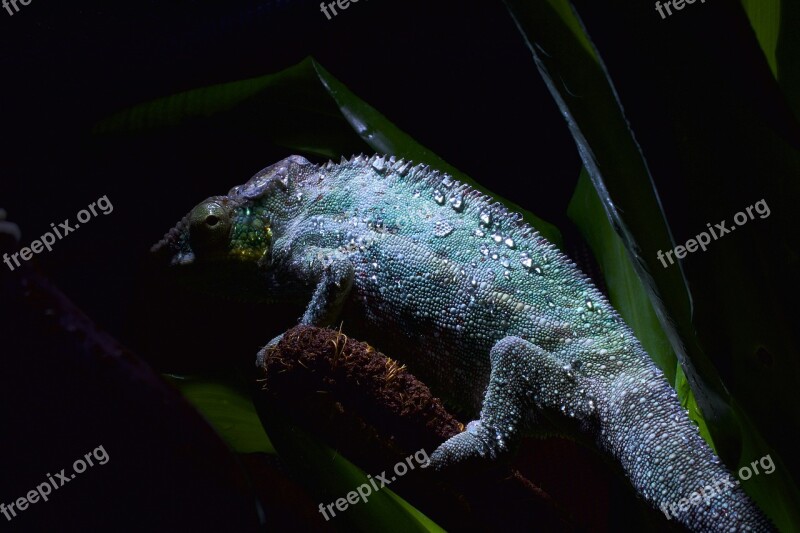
(150, 214), (192, 266)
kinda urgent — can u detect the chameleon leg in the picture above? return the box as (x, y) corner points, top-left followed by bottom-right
(429, 336), (596, 470)
(298, 255), (354, 327)
(256, 254), (354, 366)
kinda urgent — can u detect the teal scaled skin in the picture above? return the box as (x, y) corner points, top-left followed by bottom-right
(154, 155), (773, 532)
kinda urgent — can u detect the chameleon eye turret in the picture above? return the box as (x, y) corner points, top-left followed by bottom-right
(188, 200), (232, 257)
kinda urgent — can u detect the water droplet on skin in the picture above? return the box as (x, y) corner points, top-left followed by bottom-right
(413, 190), (421, 198)
(480, 245), (489, 256)
(504, 237), (515, 248)
(491, 253), (499, 260)
(521, 257), (533, 269)
(450, 196), (464, 212)
(434, 220), (454, 237)
(480, 211), (492, 226)
(500, 258), (510, 268)
(474, 229), (485, 237)
(433, 190), (445, 204)
(492, 234), (503, 243)
(586, 300), (594, 310)
(534, 266), (543, 275)
(546, 297), (555, 307)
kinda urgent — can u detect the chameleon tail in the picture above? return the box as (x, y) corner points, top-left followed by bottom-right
(599, 365), (774, 531)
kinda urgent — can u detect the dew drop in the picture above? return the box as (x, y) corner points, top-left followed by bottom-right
(433, 190), (445, 205)
(434, 220), (454, 237)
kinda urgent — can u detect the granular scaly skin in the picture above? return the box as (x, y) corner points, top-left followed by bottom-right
(154, 154), (773, 532)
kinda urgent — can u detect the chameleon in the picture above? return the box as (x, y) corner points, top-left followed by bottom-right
(153, 154), (773, 531)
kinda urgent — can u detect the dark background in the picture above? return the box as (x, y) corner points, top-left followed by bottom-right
(0, 0), (580, 349)
(1, 0), (795, 531)
(0, 1), (585, 531)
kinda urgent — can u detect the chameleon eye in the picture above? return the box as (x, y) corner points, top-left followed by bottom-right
(188, 201), (231, 255)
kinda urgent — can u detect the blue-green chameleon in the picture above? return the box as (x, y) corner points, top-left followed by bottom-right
(153, 154), (772, 531)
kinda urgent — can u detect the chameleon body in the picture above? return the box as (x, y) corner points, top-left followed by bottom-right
(154, 154), (772, 531)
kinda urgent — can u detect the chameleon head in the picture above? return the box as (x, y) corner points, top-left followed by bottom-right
(152, 195), (272, 268)
(151, 155), (313, 297)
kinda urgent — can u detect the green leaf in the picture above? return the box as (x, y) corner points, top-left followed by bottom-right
(508, 1), (800, 529)
(253, 396), (444, 533)
(504, 0), (734, 445)
(165, 374), (274, 454)
(741, 0), (800, 124)
(94, 57), (563, 248)
(568, 170), (714, 448)
(741, 0), (780, 77)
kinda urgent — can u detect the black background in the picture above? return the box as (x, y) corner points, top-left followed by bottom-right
(1, 0), (795, 531)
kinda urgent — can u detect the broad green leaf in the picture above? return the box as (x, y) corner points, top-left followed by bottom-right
(169, 375), (442, 530)
(741, 0), (780, 77)
(504, 0), (734, 445)
(94, 57), (563, 248)
(568, 170), (714, 448)
(509, 1), (800, 528)
(165, 375), (274, 454)
(253, 396), (444, 533)
(741, 0), (800, 123)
